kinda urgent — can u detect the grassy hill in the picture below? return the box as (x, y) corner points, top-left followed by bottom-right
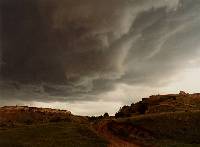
(0, 122), (108, 147)
(106, 111), (200, 146)
(0, 106), (108, 147)
(95, 91), (200, 147)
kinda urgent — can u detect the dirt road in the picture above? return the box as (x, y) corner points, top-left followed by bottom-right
(94, 120), (139, 147)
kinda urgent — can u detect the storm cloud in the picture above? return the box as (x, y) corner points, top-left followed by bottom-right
(0, 0), (200, 104)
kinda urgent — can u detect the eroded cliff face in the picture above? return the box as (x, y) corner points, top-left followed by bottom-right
(0, 106), (73, 126)
(115, 91), (200, 117)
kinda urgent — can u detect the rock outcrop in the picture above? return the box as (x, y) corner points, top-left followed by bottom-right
(115, 91), (200, 118)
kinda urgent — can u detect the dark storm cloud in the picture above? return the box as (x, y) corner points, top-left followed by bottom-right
(0, 0), (200, 102)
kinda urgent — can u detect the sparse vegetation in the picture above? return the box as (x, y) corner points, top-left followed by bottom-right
(115, 91), (200, 118)
(88, 115), (103, 122)
(110, 111), (200, 146)
(1, 91), (200, 146)
(115, 106), (132, 118)
(0, 122), (108, 147)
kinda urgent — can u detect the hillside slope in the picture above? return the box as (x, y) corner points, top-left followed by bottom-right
(105, 111), (200, 146)
(0, 122), (108, 147)
(0, 106), (108, 147)
(115, 91), (200, 117)
(99, 91), (200, 146)
(0, 106), (87, 126)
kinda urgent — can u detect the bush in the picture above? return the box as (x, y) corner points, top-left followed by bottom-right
(103, 113), (109, 118)
(138, 102), (148, 114)
(115, 111), (131, 118)
(88, 115), (103, 122)
(24, 119), (33, 125)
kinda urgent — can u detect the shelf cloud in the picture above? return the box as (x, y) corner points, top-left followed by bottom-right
(1, 0), (200, 105)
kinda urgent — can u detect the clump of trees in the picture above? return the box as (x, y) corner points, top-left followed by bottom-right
(115, 106), (132, 118)
(88, 112), (110, 122)
(115, 102), (148, 118)
(137, 102), (148, 114)
(103, 112), (109, 118)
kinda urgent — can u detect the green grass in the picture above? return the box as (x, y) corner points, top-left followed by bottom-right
(0, 122), (108, 147)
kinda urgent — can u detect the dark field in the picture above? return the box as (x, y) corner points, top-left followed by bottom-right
(1, 111), (200, 147)
(108, 111), (200, 146)
(0, 122), (108, 147)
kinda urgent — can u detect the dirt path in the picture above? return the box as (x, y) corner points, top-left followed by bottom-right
(94, 121), (139, 147)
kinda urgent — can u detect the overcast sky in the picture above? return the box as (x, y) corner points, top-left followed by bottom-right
(1, 0), (200, 115)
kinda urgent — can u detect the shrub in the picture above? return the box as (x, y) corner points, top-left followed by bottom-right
(138, 102), (148, 114)
(24, 119), (33, 125)
(103, 112), (109, 118)
(115, 111), (131, 118)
